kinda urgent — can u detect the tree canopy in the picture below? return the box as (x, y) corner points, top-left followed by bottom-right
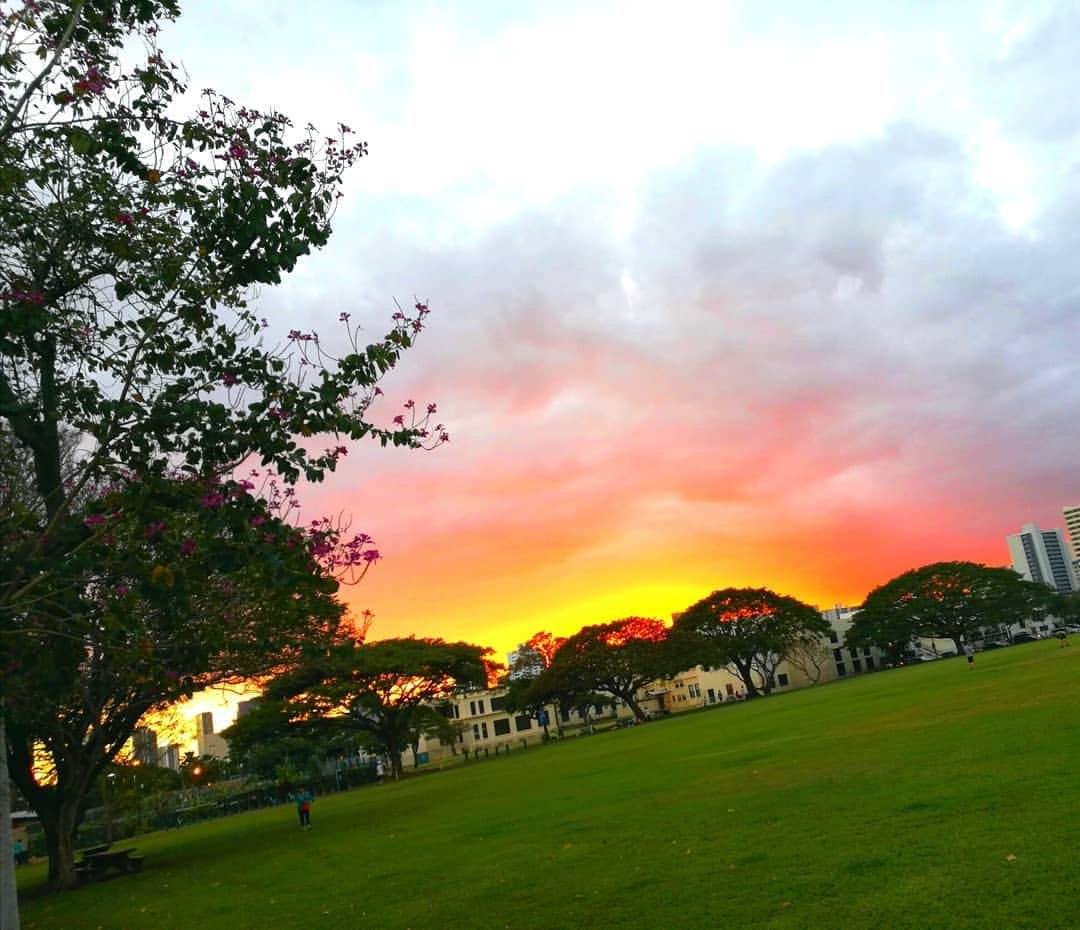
(0, 0), (441, 620)
(672, 588), (829, 697)
(538, 617), (674, 721)
(847, 561), (1054, 655)
(0, 0), (442, 903)
(250, 638), (496, 781)
(2, 474), (347, 888)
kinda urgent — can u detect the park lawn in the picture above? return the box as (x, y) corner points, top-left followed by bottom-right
(18, 642), (1080, 930)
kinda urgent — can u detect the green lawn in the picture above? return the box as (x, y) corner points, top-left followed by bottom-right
(19, 642), (1080, 930)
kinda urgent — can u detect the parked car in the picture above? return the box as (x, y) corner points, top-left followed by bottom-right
(981, 641), (1006, 650)
(1065, 625), (1080, 635)
(1012, 632), (1037, 644)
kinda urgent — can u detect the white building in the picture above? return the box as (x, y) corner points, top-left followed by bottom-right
(506, 646), (544, 681)
(1006, 522), (1077, 595)
(820, 605), (887, 677)
(195, 711), (229, 759)
(1062, 506), (1080, 566)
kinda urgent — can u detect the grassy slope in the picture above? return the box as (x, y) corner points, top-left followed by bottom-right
(19, 642), (1080, 930)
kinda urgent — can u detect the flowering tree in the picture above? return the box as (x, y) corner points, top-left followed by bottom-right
(0, 0), (443, 613)
(2, 475), (355, 889)
(672, 588), (829, 697)
(0, 0), (443, 906)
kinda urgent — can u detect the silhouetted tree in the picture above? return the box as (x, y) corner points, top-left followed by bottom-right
(847, 562), (1054, 656)
(672, 588), (828, 697)
(540, 618), (675, 721)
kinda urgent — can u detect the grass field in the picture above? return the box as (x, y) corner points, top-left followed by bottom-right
(17, 641), (1080, 930)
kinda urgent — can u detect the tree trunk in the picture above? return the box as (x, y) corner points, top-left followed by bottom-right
(736, 662), (759, 697)
(625, 696), (647, 722)
(39, 794), (82, 891)
(0, 715), (20, 930)
(388, 749), (403, 781)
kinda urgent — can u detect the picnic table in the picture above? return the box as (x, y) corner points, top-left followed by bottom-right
(75, 847), (144, 882)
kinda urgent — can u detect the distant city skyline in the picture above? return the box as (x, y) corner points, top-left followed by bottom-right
(159, 1), (1080, 658)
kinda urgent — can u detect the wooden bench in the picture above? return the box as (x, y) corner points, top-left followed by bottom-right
(75, 848), (143, 882)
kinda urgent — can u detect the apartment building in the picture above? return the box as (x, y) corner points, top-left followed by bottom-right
(1007, 522), (1077, 595)
(1062, 506), (1080, 570)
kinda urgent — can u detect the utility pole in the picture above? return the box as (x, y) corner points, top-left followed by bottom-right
(0, 711), (21, 930)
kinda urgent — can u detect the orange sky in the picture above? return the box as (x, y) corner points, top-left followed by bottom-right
(159, 2), (1080, 728)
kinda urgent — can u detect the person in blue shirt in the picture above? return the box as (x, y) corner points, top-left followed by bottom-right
(289, 788), (314, 830)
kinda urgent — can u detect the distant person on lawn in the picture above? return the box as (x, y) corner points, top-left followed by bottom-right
(963, 643), (975, 668)
(290, 788), (314, 830)
(1057, 630), (1069, 648)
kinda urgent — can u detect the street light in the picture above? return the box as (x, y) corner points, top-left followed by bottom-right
(105, 772), (117, 842)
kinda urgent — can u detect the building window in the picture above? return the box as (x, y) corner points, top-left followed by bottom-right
(707, 688), (716, 702)
(864, 656), (874, 670)
(862, 647), (872, 657)
(828, 631), (839, 643)
(852, 658), (862, 673)
(514, 715), (532, 732)
(688, 683), (701, 699)
(453, 704), (460, 718)
(472, 724), (480, 739)
(490, 696), (507, 712)
(837, 663), (846, 677)
(777, 673), (789, 687)
(476, 699), (485, 715)
(481, 722), (488, 739)
(469, 701), (476, 716)
(493, 718), (511, 736)
(833, 648), (843, 661)
(725, 683), (735, 696)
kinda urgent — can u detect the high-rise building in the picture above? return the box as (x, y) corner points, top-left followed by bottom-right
(195, 711), (229, 759)
(1063, 506), (1080, 563)
(1006, 522), (1078, 594)
(132, 727), (158, 767)
(506, 646), (544, 681)
(157, 743), (181, 771)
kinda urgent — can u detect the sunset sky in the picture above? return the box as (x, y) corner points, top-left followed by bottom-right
(169, 0), (1080, 685)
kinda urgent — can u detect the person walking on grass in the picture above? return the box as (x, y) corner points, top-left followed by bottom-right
(963, 643), (975, 669)
(1057, 629), (1070, 648)
(290, 787), (314, 830)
